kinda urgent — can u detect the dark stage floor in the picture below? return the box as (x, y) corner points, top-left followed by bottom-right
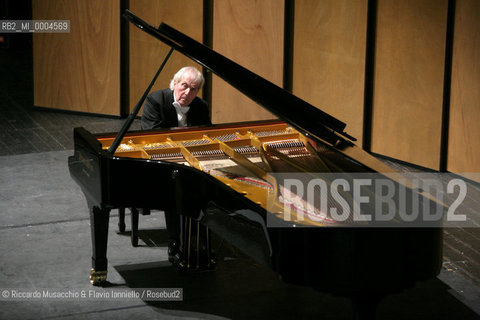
(1, 38), (480, 319)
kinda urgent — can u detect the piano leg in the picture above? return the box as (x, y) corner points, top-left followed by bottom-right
(89, 204), (110, 285)
(117, 207), (126, 233)
(130, 207), (139, 247)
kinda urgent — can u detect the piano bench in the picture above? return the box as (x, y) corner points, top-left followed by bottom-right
(117, 207), (151, 247)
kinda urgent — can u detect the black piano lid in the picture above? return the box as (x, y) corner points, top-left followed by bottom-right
(123, 10), (355, 146)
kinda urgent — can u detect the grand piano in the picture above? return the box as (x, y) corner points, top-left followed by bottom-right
(68, 10), (443, 319)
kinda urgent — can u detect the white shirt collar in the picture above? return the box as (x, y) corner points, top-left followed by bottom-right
(172, 94), (190, 127)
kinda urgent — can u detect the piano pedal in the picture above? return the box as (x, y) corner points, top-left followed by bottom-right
(175, 251), (216, 273)
(174, 217), (216, 272)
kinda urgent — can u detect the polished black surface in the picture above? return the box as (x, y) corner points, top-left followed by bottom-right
(67, 15), (445, 320)
(1, 20), (477, 292)
(1, 16), (479, 319)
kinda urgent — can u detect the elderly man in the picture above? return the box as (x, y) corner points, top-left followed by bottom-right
(141, 66), (211, 264)
(141, 66), (211, 129)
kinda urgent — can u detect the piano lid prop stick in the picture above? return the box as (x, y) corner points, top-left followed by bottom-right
(108, 47), (175, 154)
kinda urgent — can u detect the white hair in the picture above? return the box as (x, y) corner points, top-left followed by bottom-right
(169, 66), (205, 90)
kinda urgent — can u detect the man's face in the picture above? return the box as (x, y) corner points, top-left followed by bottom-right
(173, 71), (200, 106)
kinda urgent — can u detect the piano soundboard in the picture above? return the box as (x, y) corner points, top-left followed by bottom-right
(96, 121), (339, 226)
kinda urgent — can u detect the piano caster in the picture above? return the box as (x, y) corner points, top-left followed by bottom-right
(89, 269), (108, 285)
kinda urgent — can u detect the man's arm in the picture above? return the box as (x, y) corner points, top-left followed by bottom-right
(141, 95), (163, 130)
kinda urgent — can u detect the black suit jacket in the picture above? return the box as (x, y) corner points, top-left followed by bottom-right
(141, 89), (211, 130)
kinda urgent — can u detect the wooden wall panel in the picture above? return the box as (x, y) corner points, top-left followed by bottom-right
(33, 0), (120, 115)
(371, 0), (448, 170)
(211, 0), (283, 124)
(129, 0), (203, 113)
(447, 0), (480, 180)
(292, 0), (368, 145)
